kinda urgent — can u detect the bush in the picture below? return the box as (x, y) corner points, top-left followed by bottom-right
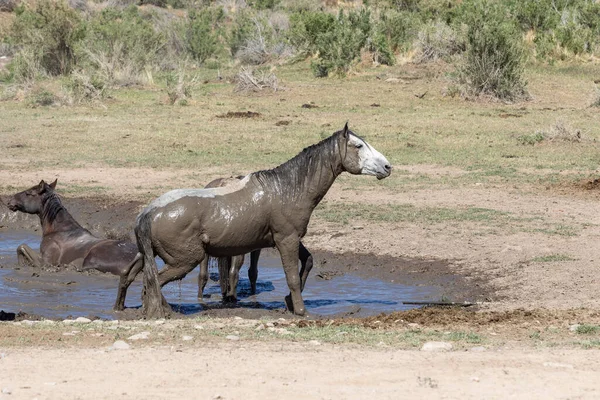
(62, 68), (108, 104)
(377, 10), (418, 52)
(414, 20), (463, 63)
(185, 7), (224, 64)
(287, 10), (335, 57)
(8, 47), (45, 83)
(165, 66), (197, 105)
(311, 9), (372, 77)
(456, 0), (528, 101)
(10, 0), (85, 76)
(368, 28), (395, 66)
(79, 6), (165, 86)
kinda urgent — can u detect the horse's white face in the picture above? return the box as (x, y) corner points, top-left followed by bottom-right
(342, 127), (392, 180)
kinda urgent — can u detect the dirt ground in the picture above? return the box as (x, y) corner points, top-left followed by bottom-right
(1, 166), (600, 399)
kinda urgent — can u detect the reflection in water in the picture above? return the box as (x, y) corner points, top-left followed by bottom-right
(0, 232), (440, 319)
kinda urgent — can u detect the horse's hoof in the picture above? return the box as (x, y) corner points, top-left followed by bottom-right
(223, 295), (237, 304)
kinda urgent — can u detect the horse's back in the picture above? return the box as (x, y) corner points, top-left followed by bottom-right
(83, 240), (139, 275)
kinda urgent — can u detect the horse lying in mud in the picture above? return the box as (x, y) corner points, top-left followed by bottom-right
(202, 177), (313, 304)
(6, 180), (139, 308)
(131, 123), (391, 318)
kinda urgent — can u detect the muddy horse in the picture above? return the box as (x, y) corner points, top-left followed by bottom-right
(6, 180), (139, 308)
(134, 124), (391, 318)
(202, 177), (313, 304)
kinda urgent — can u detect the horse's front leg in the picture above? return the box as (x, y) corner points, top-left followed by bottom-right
(16, 244), (43, 268)
(275, 234), (305, 316)
(298, 241), (313, 292)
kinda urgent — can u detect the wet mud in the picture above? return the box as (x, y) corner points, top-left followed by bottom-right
(0, 196), (489, 321)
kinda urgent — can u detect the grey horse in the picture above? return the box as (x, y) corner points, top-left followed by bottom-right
(131, 124), (391, 318)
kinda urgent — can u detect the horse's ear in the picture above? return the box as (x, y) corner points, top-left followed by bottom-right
(342, 122), (349, 138)
(49, 179), (57, 190)
(37, 180), (46, 192)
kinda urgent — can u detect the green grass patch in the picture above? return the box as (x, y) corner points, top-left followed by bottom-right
(575, 324), (600, 335)
(530, 254), (576, 263)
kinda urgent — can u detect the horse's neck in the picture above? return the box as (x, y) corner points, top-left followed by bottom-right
(278, 138), (343, 211)
(40, 195), (85, 235)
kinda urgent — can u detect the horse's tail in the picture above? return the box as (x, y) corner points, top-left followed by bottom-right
(135, 210), (168, 318)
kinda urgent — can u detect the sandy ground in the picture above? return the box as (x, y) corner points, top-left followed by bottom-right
(1, 166), (600, 399)
(3, 343), (599, 400)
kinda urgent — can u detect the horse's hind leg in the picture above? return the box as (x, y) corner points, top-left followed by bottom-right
(298, 242), (313, 292)
(216, 257), (230, 299)
(113, 254), (143, 311)
(224, 255), (245, 303)
(16, 244), (42, 268)
(160, 258), (203, 289)
(248, 249), (260, 295)
(197, 257), (209, 300)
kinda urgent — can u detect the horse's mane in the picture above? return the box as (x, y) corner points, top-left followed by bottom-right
(40, 190), (82, 230)
(252, 130), (344, 201)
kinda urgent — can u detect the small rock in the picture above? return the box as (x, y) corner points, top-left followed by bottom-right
(128, 332), (150, 341)
(265, 322), (275, 328)
(2, 387), (12, 394)
(63, 332), (76, 336)
(234, 316), (243, 320)
(182, 335), (193, 341)
(0, 353), (6, 359)
(213, 395), (223, 400)
(62, 319), (75, 325)
(569, 324), (581, 332)
(91, 333), (104, 337)
(74, 317), (91, 324)
(407, 323), (420, 329)
(308, 340), (321, 346)
(194, 325), (204, 330)
(255, 324), (265, 331)
(421, 341), (453, 352)
(471, 376), (480, 382)
(92, 320), (104, 325)
(109, 320), (119, 325)
(543, 362), (574, 369)
(111, 340), (130, 350)
(226, 335), (240, 341)
(22, 320), (37, 326)
(154, 319), (166, 325)
(41, 320), (56, 326)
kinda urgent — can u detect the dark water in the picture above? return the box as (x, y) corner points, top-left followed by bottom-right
(0, 232), (440, 319)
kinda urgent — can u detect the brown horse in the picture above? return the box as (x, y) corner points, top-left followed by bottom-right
(6, 180), (139, 308)
(134, 124), (391, 318)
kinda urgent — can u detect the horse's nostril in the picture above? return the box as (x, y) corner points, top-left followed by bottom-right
(384, 164), (392, 171)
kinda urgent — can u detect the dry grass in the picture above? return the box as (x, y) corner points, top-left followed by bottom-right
(0, 61), (599, 187)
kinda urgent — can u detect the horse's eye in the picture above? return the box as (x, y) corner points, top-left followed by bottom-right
(355, 143), (363, 149)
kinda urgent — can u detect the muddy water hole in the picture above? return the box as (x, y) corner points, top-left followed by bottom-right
(0, 198), (479, 322)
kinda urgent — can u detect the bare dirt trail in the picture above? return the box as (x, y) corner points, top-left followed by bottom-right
(2, 342), (599, 400)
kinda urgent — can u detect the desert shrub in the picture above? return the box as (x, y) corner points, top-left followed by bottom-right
(26, 87), (58, 107)
(508, 0), (559, 32)
(311, 9), (372, 77)
(455, 0), (528, 101)
(414, 20), (463, 63)
(228, 10), (255, 57)
(185, 7), (225, 64)
(8, 46), (45, 83)
(235, 12), (292, 65)
(377, 10), (418, 52)
(235, 65), (279, 93)
(9, 0), (85, 76)
(247, 0), (280, 10)
(62, 68), (108, 104)
(165, 66), (197, 105)
(287, 10), (335, 57)
(79, 6), (165, 86)
(368, 27), (395, 65)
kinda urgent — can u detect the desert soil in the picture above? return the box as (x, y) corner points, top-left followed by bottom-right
(0, 166), (599, 399)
